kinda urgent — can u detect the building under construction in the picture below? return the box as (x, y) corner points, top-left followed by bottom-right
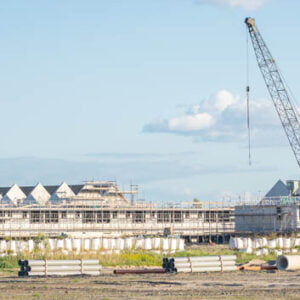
(0, 181), (234, 242)
(235, 180), (300, 234)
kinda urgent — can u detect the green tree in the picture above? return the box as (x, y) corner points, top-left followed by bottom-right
(192, 198), (202, 208)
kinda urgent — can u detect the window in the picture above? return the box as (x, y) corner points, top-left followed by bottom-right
(61, 211), (67, 219)
(174, 211), (182, 223)
(75, 211), (81, 219)
(185, 212), (190, 219)
(30, 211), (43, 223)
(112, 211), (118, 219)
(132, 211), (145, 223)
(151, 211), (156, 218)
(204, 211), (217, 222)
(219, 211), (230, 222)
(126, 211), (131, 219)
(83, 211), (95, 223)
(277, 207), (282, 221)
(22, 211), (28, 218)
(97, 211), (111, 223)
(45, 211), (58, 223)
(157, 211), (175, 223)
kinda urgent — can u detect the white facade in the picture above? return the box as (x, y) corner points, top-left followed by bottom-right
(49, 182), (75, 203)
(1, 184), (26, 206)
(24, 183), (51, 206)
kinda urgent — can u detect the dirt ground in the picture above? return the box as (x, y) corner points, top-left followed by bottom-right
(1, 269), (300, 300)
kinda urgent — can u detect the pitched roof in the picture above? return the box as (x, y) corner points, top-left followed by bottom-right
(265, 179), (291, 198)
(19, 186), (35, 196)
(44, 185), (60, 195)
(69, 185), (84, 195)
(3, 184), (26, 205)
(25, 183), (51, 205)
(0, 187), (10, 197)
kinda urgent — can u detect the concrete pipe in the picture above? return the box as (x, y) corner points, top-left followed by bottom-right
(219, 255), (237, 261)
(173, 261), (235, 269)
(27, 271), (101, 276)
(25, 259), (99, 266)
(175, 266), (236, 273)
(276, 255), (300, 270)
(29, 265), (101, 272)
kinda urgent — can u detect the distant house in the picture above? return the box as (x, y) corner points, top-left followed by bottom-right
(23, 183), (51, 206)
(1, 184), (26, 206)
(49, 182), (76, 203)
(261, 179), (300, 205)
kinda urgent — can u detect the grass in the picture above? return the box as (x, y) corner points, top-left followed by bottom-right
(0, 246), (279, 273)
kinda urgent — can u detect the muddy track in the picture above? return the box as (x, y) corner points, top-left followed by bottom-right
(1, 269), (300, 299)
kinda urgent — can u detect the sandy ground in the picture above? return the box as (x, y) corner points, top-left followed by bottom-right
(1, 268), (300, 299)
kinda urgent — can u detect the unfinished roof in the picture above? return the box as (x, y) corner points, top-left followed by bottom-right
(44, 185), (60, 195)
(19, 186), (35, 196)
(0, 187), (11, 197)
(24, 183), (51, 206)
(75, 181), (130, 207)
(69, 185), (84, 195)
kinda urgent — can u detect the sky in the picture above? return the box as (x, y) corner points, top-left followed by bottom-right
(0, 0), (300, 205)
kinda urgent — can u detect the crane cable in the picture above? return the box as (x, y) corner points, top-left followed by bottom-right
(246, 27), (251, 166)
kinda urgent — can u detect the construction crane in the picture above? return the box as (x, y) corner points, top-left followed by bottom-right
(245, 17), (300, 167)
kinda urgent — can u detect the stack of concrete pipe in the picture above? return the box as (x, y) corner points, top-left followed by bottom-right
(18, 259), (102, 276)
(163, 255), (237, 273)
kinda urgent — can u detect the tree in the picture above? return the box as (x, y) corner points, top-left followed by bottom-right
(192, 198), (202, 208)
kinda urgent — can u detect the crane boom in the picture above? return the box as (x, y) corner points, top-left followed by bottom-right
(245, 17), (300, 167)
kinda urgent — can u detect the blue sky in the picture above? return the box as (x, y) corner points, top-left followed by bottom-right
(0, 0), (299, 204)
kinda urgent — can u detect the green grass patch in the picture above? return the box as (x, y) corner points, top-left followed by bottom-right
(0, 247), (279, 274)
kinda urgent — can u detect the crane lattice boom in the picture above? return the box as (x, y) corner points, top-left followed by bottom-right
(245, 17), (300, 167)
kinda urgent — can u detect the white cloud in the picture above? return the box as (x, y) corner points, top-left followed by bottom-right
(208, 0), (269, 10)
(168, 112), (215, 132)
(214, 89), (238, 112)
(143, 89), (284, 145)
